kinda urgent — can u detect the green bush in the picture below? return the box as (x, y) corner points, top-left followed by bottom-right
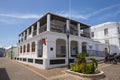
(77, 52), (86, 64)
(70, 52), (99, 74)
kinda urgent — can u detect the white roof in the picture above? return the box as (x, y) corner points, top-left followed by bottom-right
(91, 22), (120, 28)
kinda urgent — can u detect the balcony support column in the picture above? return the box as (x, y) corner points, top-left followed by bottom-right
(47, 14), (51, 31)
(66, 20), (70, 32)
(37, 22), (40, 35)
(23, 32), (26, 40)
(78, 23), (81, 37)
(27, 29), (29, 36)
(31, 26), (34, 36)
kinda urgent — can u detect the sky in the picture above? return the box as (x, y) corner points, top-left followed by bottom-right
(0, 0), (120, 47)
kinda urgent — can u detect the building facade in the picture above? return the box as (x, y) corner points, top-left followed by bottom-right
(91, 22), (120, 54)
(6, 46), (18, 59)
(16, 13), (118, 69)
(0, 47), (5, 57)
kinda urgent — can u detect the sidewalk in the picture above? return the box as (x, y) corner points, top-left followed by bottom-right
(14, 60), (84, 80)
(14, 60), (120, 80)
(0, 58), (46, 80)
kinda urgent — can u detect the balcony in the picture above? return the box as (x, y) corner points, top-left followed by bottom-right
(38, 24), (47, 34)
(51, 23), (66, 33)
(70, 30), (78, 36)
(81, 32), (91, 38)
(24, 35), (27, 40)
(51, 27), (63, 33)
(33, 30), (37, 36)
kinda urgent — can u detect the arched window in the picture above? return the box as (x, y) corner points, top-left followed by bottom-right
(56, 39), (66, 57)
(23, 45), (26, 53)
(32, 42), (35, 52)
(20, 46), (22, 53)
(27, 43), (30, 52)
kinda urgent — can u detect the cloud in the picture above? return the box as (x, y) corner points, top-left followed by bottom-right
(86, 3), (120, 18)
(0, 18), (22, 24)
(0, 13), (42, 19)
(57, 4), (120, 20)
(98, 10), (120, 20)
(57, 11), (87, 20)
(0, 13), (43, 24)
(57, 3), (120, 20)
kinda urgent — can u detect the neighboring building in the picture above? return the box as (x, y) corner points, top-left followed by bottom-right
(16, 12), (119, 69)
(6, 46), (18, 59)
(91, 22), (120, 54)
(0, 47), (5, 57)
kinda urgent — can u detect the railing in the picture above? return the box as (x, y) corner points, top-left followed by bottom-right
(24, 35), (27, 40)
(51, 24), (65, 33)
(39, 27), (47, 33)
(81, 32), (91, 38)
(87, 50), (105, 57)
(70, 30), (78, 36)
(39, 24), (47, 33)
(33, 30), (37, 36)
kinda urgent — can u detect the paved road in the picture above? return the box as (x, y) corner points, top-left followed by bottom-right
(99, 63), (120, 80)
(0, 58), (46, 80)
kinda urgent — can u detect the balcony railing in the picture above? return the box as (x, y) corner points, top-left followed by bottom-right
(39, 27), (47, 33)
(33, 30), (37, 36)
(51, 24), (66, 33)
(70, 30), (78, 36)
(81, 32), (91, 38)
(24, 35), (27, 40)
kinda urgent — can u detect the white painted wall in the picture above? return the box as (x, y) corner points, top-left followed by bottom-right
(91, 22), (120, 54)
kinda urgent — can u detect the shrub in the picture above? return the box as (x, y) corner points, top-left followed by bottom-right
(70, 52), (99, 74)
(71, 64), (81, 72)
(77, 52), (86, 64)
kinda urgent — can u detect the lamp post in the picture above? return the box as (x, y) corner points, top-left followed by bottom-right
(67, 30), (70, 69)
(108, 45), (111, 54)
(67, 0), (71, 69)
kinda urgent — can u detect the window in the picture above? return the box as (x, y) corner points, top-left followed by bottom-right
(27, 43), (30, 52)
(23, 45), (26, 53)
(105, 40), (109, 44)
(91, 32), (94, 37)
(20, 46), (22, 53)
(104, 28), (108, 35)
(32, 42), (35, 52)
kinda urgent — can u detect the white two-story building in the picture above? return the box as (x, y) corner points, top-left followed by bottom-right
(16, 13), (118, 69)
(91, 22), (120, 54)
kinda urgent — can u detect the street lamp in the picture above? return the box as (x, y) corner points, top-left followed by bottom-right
(66, 0), (71, 69)
(66, 30), (70, 69)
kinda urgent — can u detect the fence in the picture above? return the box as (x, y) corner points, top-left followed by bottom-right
(87, 50), (105, 57)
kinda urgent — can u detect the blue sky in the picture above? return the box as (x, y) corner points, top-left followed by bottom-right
(0, 0), (120, 46)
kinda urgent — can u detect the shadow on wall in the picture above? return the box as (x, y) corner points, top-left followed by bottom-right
(0, 68), (10, 80)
